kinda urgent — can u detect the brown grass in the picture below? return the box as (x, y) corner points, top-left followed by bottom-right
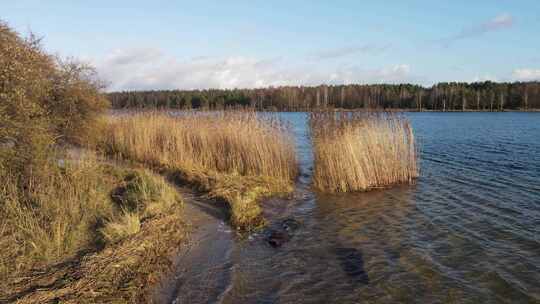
(2, 211), (187, 303)
(168, 168), (292, 230)
(0, 153), (114, 277)
(102, 110), (298, 231)
(0, 151), (183, 284)
(310, 111), (418, 192)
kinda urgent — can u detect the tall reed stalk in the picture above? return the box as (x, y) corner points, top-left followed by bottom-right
(104, 110), (297, 182)
(310, 111), (418, 192)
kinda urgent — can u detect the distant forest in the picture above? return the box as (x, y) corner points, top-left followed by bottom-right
(108, 81), (540, 111)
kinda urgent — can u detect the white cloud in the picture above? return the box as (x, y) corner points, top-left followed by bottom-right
(329, 64), (412, 85)
(93, 48), (417, 91)
(512, 69), (540, 81)
(106, 48), (163, 66)
(489, 13), (514, 29)
(442, 13), (514, 46)
(312, 44), (390, 60)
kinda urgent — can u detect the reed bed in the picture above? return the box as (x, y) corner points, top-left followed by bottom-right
(103, 110), (297, 230)
(104, 111), (297, 182)
(310, 111), (418, 192)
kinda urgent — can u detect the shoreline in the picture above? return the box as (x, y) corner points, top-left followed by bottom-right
(109, 107), (540, 113)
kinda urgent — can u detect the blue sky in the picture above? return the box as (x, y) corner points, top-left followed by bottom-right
(3, 0), (540, 90)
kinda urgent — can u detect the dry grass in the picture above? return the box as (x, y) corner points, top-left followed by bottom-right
(103, 110), (297, 181)
(0, 152), (185, 303)
(2, 211), (188, 303)
(310, 111), (418, 192)
(1, 22), (187, 302)
(0, 152), (115, 277)
(0, 151), (182, 282)
(100, 211), (142, 244)
(168, 168), (292, 230)
(103, 110), (297, 230)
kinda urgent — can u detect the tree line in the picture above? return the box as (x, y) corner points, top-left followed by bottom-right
(108, 81), (540, 111)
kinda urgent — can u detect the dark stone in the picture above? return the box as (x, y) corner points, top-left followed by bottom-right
(266, 230), (290, 248)
(281, 218), (301, 232)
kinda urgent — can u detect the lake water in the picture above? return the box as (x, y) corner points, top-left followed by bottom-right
(162, 112), (540, 304)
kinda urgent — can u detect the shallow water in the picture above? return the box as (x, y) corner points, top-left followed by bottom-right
(163, 112), (540, 304)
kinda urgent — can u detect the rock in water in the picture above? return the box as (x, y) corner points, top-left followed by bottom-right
(282, 218), (301, 232)
(266, 230), (290, 248)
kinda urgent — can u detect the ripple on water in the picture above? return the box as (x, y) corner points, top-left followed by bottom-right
(167, 112), (540, 304)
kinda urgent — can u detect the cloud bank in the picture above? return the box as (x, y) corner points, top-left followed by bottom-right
(512, 69), (540, 81)
(442, 13), (514, 46)
(93, 48), (417, 91)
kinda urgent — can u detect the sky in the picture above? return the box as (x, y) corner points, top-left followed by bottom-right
(2, 0), (540, 91)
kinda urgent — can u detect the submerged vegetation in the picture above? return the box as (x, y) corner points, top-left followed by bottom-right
(103, 111), (298, 230)
(310, 111), (418, 192)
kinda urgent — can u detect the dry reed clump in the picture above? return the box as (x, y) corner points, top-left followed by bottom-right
(310, 111), (418, 193)
(103, 111), (298, 231)
(103, 111), (297, 182)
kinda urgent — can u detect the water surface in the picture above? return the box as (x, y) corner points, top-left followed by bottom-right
(165, 112), (540, 304)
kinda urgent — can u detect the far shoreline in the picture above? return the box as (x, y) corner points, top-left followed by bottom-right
(108, 107), (540, 113)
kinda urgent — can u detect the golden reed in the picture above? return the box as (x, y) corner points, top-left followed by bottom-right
(310, 111), (418, 192)
(104, 110), (297, 183)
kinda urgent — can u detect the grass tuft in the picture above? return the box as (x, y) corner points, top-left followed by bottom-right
(112, 169), (181, 219)
(100, 211), (141, 244)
